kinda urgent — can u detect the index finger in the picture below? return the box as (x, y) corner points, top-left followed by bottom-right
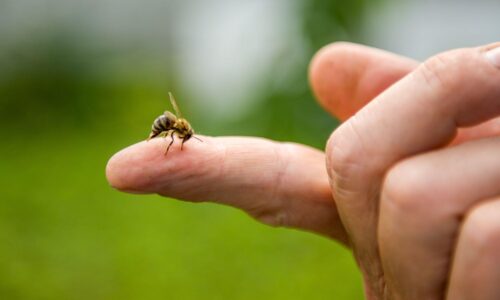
(106, 136), (347, 242)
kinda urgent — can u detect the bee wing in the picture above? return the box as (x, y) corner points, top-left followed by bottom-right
(168, 92), (182, 118)
(164, 110), (177, 121)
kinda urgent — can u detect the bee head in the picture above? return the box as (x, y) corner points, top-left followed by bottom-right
(184, 128), (195, 140)
(184, 126), (195, 140)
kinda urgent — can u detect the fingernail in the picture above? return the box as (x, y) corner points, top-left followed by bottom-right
(485, 46), (500, 68)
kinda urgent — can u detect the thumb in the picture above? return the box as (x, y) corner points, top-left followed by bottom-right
(309, 42), (418, 121)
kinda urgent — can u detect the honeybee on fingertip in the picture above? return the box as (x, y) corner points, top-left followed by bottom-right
(147, 92), (202, 156)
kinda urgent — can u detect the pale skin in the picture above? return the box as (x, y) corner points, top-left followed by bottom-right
(106, 42), (500, 299)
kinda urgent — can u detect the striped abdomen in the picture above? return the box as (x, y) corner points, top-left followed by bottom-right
(149, 114), (175, 139)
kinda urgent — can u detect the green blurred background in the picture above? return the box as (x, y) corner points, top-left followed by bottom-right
(2, 0), (499, 299)
(0, 1), (371, 298)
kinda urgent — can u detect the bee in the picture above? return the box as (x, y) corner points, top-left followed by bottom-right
(147, 92), (201, 156)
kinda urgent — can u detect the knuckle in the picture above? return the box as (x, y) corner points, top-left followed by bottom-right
(416, 50), (470, 92)
(418, 53), (457, 90)
(382, 159), (437, 216)
(462, 203), (500, 255)
(326, 118), (368, 191)
(248, 143), (291, 229)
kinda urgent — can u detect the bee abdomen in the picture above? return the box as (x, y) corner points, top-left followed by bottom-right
(151, 115), (173, 134)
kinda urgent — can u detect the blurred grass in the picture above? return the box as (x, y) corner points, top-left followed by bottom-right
(0, 132), (363, 300)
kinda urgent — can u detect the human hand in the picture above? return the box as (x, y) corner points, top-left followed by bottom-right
(310, 42), (500, 299)
(106, 42), (500, 299)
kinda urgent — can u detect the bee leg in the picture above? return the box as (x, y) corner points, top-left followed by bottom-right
(147, 132), (157, 141)
(165, 131), (175, 156)
(193, 136), (203, 142)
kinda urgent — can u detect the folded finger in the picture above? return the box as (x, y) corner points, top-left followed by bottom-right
(380, 137), (500, 298)
(106, 136), (347, 242)
(446, 198), (500, 300)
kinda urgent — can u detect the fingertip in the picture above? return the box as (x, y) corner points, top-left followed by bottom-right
(309, 42), (358, 120)
(105, 142), (150, 193)
(309, 42), (418, 121)
(105, 140), (170, 193)
(105, 151), (122, 190)
(105, 136), (215, 194)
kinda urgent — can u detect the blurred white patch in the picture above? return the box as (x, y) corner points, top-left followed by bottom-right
(0, 0), (301, 122)
(364, 0), (500, 60)
(172, 0), (299, 121)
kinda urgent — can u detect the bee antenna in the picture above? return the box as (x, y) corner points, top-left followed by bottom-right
(193, 136), (204, 142)
(168, 92), (182, 118)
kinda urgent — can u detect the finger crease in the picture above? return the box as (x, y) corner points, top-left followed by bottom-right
(269, 143), (291, 227)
